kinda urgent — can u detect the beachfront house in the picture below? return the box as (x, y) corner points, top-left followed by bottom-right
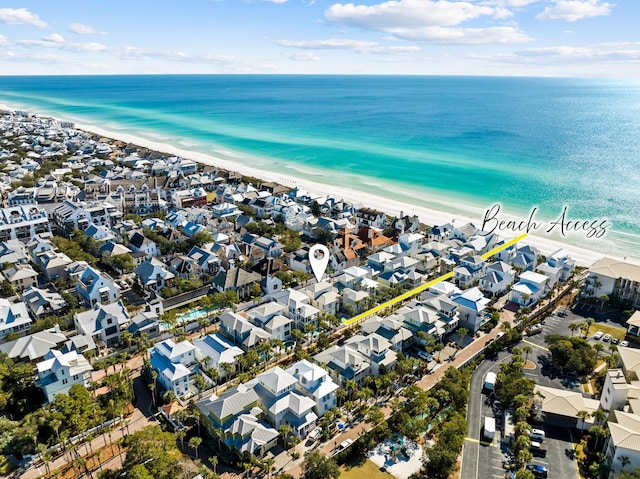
(586, 257), (640, 309)
(510, 270), (549, 307)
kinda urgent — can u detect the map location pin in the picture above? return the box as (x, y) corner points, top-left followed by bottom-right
(309, 244), (330, 282)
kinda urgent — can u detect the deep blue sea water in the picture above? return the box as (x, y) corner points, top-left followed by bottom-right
(0, 75), (638, 257)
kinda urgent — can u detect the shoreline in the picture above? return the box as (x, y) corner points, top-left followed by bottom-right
(3, 103), (635, 267)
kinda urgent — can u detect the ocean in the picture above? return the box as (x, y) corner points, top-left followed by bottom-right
(0, 75), (638, 258)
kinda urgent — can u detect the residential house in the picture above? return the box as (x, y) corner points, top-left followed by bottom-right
(428, 223), (453, 242)
(0, 204), (51, 242)
(219, 311), (271, 350)
(0, 325), (67, 363)
(246, 302), (292, 341)
(127, 310), (161, 339)
(286, 359), (339, 417)
(0, 239), (30, 266)
(36, 350), (93, 403)
(193, 333), (244, 378)
(128, 231), (161, 259)
(2, 264), (38, 292)
(356, 208), (387, 229)
(83, 223), (114, 242)
(450, 222), (477, 242)
(34, 249), (73, 281)
(272, 288), (320, 330)
(0, 299), (31, 340)
(21, 286), (67, 318)
(342, 288), (371, 315)
(213, 268), (262, 300)
(547, 248), (576, 282)
(52, 200), (121, 232)
(74, 301), (130, 348)
(314, 333), (396, 385)
(196, 385), (278, 457)
(626, 311), (640, 337)
(510, 270), (549, 306)
(479, 261), (515, 298)
(606, 411), (640, 479)
(452, 287), (490, 332)
(134, 258), (175, 294)
(360, 315), (413, 352)
(301, 281), (340, 316)
(252, 367), (318, 437)
(453, 255), (486, 288)
(587, 257), (640, 309)
(76, 265), (120, 307)
(150, 339), (197, 399)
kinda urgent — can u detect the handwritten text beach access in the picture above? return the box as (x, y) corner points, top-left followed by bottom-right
(480, 204), (609, 239)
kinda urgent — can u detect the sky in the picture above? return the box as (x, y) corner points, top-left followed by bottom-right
(0, 0), (639, 77)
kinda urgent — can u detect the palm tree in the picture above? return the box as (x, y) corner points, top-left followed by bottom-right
(582, 318), (595, 338)
(592, 407), (608, 425)
(150, 370), (158, 408)
(568, 322), (581, 337)
(593, 342), (605, 358)
(598, 294), (609, 312)
(279, 424), (292, 448)
(198, 317), (209, 337)
(457, 327), (469, 349)
(617, 455), (631, 473)
(576, 410), (591, 430)
(262, 457), (275, 479)
(522, 344), (533, 364)
(188, 436), (202, 460)
(211, 455), (218, 475)
(176, 429), (186, 449)
(218, 362), (232, 380)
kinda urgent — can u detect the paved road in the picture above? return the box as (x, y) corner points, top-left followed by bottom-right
(461, 351), (511, 479)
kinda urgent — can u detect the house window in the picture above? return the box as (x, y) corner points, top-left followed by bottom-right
(62, 379), (68, 385)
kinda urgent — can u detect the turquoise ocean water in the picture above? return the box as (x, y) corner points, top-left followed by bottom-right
(0, 75), (638, 258)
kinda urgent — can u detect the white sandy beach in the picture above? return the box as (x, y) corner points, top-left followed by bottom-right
(73, 121), (625, 268)
(2, 103), (631, 267)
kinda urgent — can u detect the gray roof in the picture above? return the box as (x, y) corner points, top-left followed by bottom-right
(0, 326), (67, 361)
(196, 383), (261, 423)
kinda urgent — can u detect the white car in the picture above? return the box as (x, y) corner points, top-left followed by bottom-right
(602, 334), (611, 342)
(593, 331), (604, 340)
(418, 351), (434, 361)
(620, 341), (629, 347)
(308, 427), (322, 441)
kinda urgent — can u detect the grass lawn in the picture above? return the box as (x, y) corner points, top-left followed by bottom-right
(340, 459), (395, 479)
(587, 323), (626, 341)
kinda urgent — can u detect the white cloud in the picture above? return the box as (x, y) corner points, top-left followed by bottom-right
(263, 0), (288, 3)
(0, 8), (47, 28)
(484, 0), (541, 6)
(68, 23), (97, 34)
(0, 34), (9, 47)
(285, 51), (320, 61)
(484, 44), (640, 65)
(19, 39), (108, 53)
(325, 0), (532, 44)
(536, 0), (613, 22)
(43, 33), (65, 43)
(278, 38), (421, 54)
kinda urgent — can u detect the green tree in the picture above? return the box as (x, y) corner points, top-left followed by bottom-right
(302, 451), (340, 479)
(122, 425), (182, 479)
(188, 436), (202, 460)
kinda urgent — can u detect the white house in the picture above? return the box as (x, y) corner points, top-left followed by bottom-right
(286, 359), (339, 417)
(479, 261), (515, 297)
(36, 350), (93, 403)
(0, 299), (31, 340)
(452, 287), (490, 332)
(193, 333), (244, 378)
(150, 339), (197, 399)
(76, 266), (120, 307)
(510, 270), (549, 306)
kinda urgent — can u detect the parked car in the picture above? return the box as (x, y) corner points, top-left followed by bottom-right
(620, 341), (629, 347)
(418, 351), (434, 361)
(603, 334), (612, 342)
(611, 337), (620, 345)
(308, 427), (322, 442)
(527, 324), (544, 336)
(593, 331), (604, 340)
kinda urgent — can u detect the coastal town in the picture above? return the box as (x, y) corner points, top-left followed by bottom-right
(1, 108), (640, 479)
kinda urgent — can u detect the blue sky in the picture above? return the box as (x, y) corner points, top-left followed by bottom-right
(0, 0), (638, 77)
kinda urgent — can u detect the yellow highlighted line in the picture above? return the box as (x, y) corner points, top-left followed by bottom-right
(465, 437), (480, 443)
(523, 339), (549, 352)
(341, 233), (528, 326)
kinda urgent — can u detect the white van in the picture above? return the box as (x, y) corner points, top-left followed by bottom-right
(530, 428), (545, 442)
